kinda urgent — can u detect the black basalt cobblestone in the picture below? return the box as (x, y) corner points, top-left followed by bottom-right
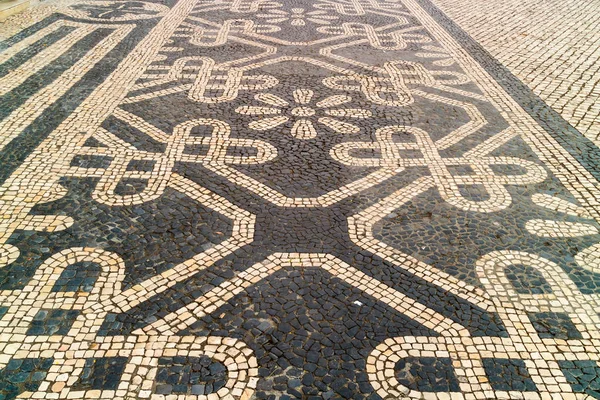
(1, 0), (599, 398)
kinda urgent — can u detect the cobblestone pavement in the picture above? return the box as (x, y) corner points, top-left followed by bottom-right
(1, 0), (600, 399)
(430, 0), (600, 145)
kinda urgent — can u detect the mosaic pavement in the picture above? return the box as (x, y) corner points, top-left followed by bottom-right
(430, 0), (600, 145)
(1, 0), (600, 398)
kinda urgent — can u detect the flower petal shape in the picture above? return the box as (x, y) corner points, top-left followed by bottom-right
(255, 93), (289, 107)
(264, 17), (288, 23)
(307, 18), (332, 25)
(316, 95), (351, 108)
(325, 108), (372, 118)
(309, 14), (338, 19)
(291, 119), (317, 139)
(263, 9), (286, 15)
(236, 106), (281, 115)
(318, 117), (360, 134)
(293, 88), (314, 105)
(249, 116), (289, 131)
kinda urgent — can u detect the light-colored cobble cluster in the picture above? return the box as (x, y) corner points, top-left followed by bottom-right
(1, 0), (600, 398)
(0, 0), (77, 39)
(430, 0), (600, 143)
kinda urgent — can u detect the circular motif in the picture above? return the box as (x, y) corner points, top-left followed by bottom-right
(290, 106), (316, 117)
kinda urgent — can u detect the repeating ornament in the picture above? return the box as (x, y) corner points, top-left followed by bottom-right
(0, 0), (599, 398)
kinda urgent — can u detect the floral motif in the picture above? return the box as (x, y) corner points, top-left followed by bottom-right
(236, 89), (372, 139)
(256, 8), (338, 26)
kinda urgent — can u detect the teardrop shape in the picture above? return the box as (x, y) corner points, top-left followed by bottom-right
(316, 95), (351, 108)
(318, 117), (360, 134)
(248, 116), (289, 131)
(293, 88), (314, 105)
(255, 93), (289, 107)
(325, 108), (372, 118)
(236, 106), (281, 116)
(291, 119), (317, 139)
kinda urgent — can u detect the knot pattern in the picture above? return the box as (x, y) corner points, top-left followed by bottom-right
(332, 126), (547, 211)
(66, 117), (277, 206)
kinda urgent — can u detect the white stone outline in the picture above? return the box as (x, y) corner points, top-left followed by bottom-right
(137, 252), (467, 337)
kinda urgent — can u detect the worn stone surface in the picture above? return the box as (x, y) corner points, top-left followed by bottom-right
(0, 0), (599, 398)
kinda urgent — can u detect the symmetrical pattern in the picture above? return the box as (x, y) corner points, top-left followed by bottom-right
(1, 0), (600, 398)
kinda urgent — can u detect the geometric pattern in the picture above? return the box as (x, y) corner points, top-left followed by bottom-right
(0, 0), (599, 398)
